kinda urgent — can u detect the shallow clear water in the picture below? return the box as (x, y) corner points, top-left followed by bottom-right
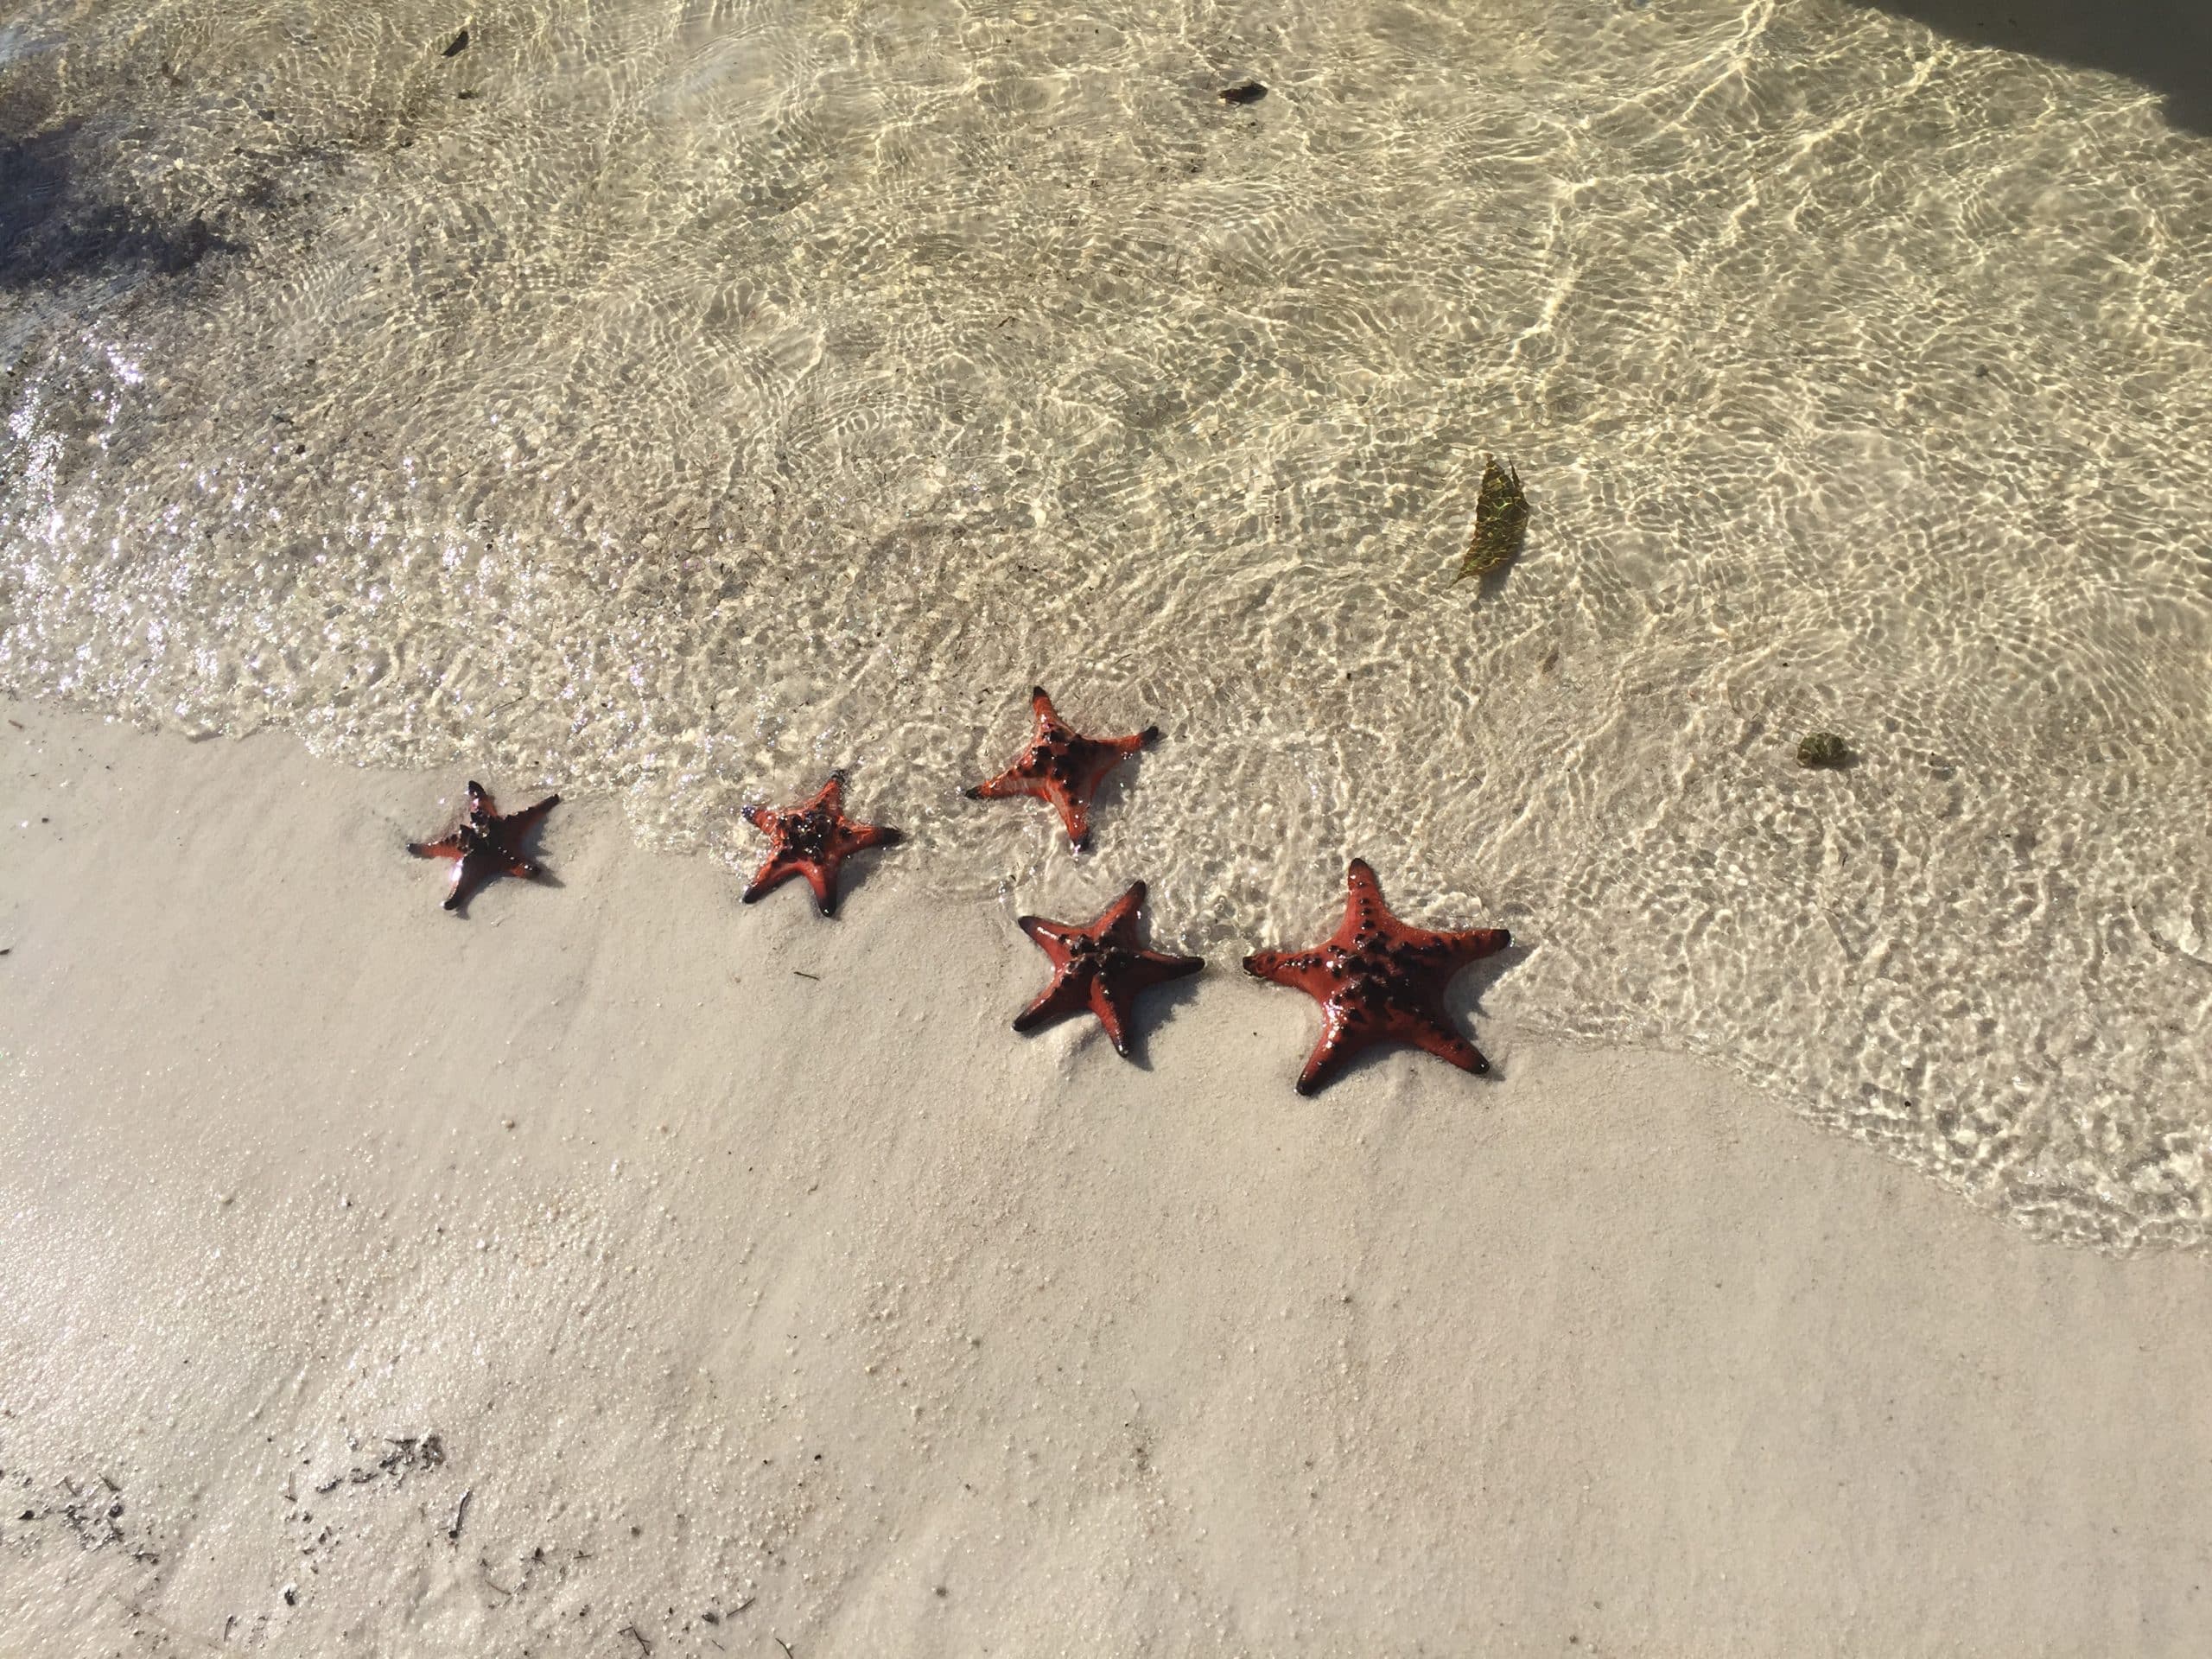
(5, 0), (2212, 1247)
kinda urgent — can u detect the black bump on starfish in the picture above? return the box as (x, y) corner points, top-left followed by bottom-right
(740, 770), (903, 918)
(1243, 859), (1511, 1096)
(964, 686), (1159, 851)
(1013, 880), (1203, 1058)
(408, 780), (559, 914)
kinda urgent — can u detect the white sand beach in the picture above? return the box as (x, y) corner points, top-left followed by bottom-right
(3, 698), (2208, 1656)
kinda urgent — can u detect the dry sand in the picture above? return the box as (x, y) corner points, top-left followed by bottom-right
(0, 698), (2207, 1656)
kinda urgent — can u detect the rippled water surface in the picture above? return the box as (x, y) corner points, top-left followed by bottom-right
(5, 0), (2212, 1246)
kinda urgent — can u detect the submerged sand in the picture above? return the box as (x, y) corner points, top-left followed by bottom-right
(1, 699), (2207, 1656)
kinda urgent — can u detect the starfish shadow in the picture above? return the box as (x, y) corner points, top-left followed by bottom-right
(828, 848), (898, 914)
(447, 862), (563, 918)
(0, 121), (244, 291)
(1318, 1038), (1426, 1092)
(1112, 965), (1206, 1073)
(1440, 941), (1532, 1083)
(1080, 746), (1151, 849)
(1852, 0), (2212, 137)
(1465, 562), (1519, 607)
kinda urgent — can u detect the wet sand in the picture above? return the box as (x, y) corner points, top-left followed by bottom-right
(1, 698), (2207, 1656)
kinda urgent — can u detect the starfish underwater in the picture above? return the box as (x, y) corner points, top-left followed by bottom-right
(1243, 859), (1511, 1096)
(965, 686), (1159, 850)
(409, 781), (560, 913)
(740, 770), (903, 918)
(1013, 880), (1204, 1058)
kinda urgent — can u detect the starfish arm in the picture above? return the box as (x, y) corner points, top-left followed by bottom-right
(1128, 948), (1205, 988)
(809, 772), (849, 812)
(1029, 685), (1059, 727)
(838, 821), (903, 854)
(1243, 946), (1325, 984)
(1446, 925), (1513, 963)
(500, 855), (542, 880)
(1341, 858), (1390, 934)
(741, 854), (804, 904)
(1100, 880), (1149, 935)
(804, 861), (840, 918)
(506, 793), (560, 838)
(1012, 970), (1092, 1034)
(410, 835), (465, 861)
(1392, 921), (1511, 970)
(467, 781), (497, 816)
(963, 767), (1035, 801)
(1047, 782), (1093, 849)
(1087, 979), (1133, 1055)
(1295, 1008), (1370, 1096)
(1394, 1013), (1490, 1076)
(442, 854), (498, 914)
(1018, 913), (1078, 949)
(741, 804), (772, 830)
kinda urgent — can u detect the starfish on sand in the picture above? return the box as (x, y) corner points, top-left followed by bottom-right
(1243, 859), (1511, 1096)
(965, 686), (1158, 850)
(1013, 880), (1204, 1058)
(741, 770), (903, 918)
(409, 781), (560, 913)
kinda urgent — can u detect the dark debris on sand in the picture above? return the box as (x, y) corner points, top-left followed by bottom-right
(1796, 731), (1853, 770)
(1456, 455), (1530, 582)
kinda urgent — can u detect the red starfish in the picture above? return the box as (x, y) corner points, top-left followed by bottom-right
(409, 780), (560, 913)
(1243, 859), (1511, 1096)
(964, 686), (1159, 850)
(740, 770), (903, 917)
(1013, 880), (1204, 1057)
